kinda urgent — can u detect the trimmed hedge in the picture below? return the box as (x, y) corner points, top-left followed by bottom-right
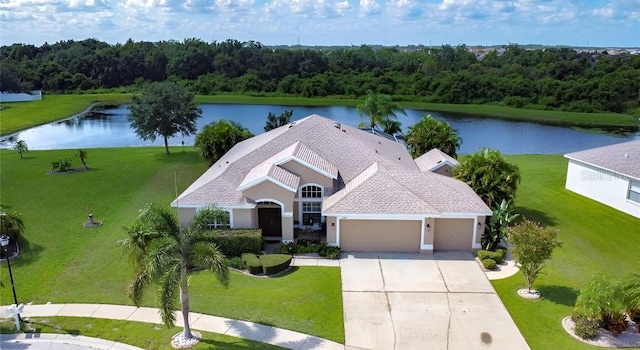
(482, 258), (497, 270)
(209, 229), (263, 257)
(260, 254), (293, 275)
(241, 253), (263, 275)
(477, 249), (504, 264)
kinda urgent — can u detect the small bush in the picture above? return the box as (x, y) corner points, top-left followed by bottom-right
(279, 242), (298, 254)
(572, 313), (599, 340)
(495, 247), (507, 261)
(226, 256), (244, 270)
(209, 229), (262, 257)
(478, 250), (504, 264)
(241, 253), (262, 275)
(52, 157), (73, 172)
(319, 245), (341, 259)
(482, 258), (497, 270)
(260, 254), (292, 275)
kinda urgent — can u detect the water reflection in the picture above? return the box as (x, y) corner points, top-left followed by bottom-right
(2, 104), (638, 154)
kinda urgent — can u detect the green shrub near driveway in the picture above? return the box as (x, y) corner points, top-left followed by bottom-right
(477, 249), (504, 264)
(260, 254), (293, 275)
(482, 258), (497, 270)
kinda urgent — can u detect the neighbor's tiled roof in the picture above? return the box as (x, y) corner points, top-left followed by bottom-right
(172, 114), (490, 215)
(414, 148), (460, 172)
(564, 140), (640, 180)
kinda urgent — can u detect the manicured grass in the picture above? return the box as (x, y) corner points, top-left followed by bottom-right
(0, 94), (132, 135)
(2, 93), (637, 136)
(0, 147), (344, 343)
(0, 317), (283, 349)
(493, 155), (640, 350)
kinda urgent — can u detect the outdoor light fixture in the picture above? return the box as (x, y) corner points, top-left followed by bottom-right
(1, 234), (22, 327)
(426, 224), (431, 229)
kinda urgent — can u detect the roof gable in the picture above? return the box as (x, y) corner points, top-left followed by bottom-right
(564, 140), (640, 180)
(414, 149), (460, 173)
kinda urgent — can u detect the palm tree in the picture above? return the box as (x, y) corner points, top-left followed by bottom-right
(120, 203), (229, 345)
(356, 91), (406, 133)
(454, 148), (521, 208)
(405, 115), (461, 158)
(0, 207), (25, 258)
(12, 140), (28, 159)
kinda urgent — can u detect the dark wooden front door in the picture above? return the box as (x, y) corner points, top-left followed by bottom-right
(258, 208), (282, 237)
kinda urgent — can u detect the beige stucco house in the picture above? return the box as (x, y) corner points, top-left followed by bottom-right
(565, 140), (640, 219)
(172, 115), (491, 252)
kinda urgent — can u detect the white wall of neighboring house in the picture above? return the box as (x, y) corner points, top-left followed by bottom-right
(0, 90), (42, 102)
(565, 159), (640, 219)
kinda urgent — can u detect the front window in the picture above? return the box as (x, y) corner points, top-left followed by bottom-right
(629, 180), (640, 204)
(207, 211), (231, 229)
(302, 202), (322, 225)
(302, 185), (322, 198)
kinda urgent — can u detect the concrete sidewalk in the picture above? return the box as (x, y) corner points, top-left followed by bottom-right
(0, 303), (344, 350)
(1, 333), (143, 349)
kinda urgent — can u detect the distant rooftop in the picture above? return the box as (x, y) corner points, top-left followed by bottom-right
(564, 140), (640, 180)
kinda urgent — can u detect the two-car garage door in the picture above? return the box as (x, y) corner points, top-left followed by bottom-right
(339, 219), (421, 252)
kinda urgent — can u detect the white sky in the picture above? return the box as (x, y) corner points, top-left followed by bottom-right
(0, 0), (639, 47)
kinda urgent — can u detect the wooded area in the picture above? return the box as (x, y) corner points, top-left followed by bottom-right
(1, 38), (639, 114)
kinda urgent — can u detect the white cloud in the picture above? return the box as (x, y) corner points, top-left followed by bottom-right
(359, 0), (380, 16)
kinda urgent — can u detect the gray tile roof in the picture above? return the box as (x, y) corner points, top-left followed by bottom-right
(414, 149), (460, 172)
(565, 140), (640, 180)
(173, 114), (491, 215)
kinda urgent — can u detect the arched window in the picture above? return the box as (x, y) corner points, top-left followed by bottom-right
(300, 185), (323, 226)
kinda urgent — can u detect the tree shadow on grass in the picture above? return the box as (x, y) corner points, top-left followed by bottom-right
(516, 206), (558, 227)
(538, 284), (579, 307)
(9, 237), (44, 267)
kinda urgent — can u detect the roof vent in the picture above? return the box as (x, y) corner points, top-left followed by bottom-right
(333, 122), (341, 129)
(289, 121), (297, 128)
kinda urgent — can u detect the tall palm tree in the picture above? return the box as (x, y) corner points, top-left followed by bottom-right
(12, 140), (28, 159)
(356, 91), (406, 133)
(0, 207), (25, 258)
(120, 203), (229, 344)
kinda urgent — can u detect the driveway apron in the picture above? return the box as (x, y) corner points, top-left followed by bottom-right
(340, 251), (530, 350)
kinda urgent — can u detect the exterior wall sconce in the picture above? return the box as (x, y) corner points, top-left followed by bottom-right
(426, 223), (431, 229)
(331, 222), (335, 227)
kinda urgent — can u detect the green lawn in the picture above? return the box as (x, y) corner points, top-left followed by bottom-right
(2, 93), (637, 136)
(0, 317), (284, 349)
(0, 147), (344, 343)
(494, 155), (640, 350)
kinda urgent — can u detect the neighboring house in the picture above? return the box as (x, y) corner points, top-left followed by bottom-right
(173, 115), (491, 252)
(564, 140), (640, 219)
(414, 148), (460, 177)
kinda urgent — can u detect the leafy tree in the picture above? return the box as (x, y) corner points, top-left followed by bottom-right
(405, 115), (461, 158)
(0, 207), (25, 244)
(356, 91), (406, 132)
(264, 110), (293, 131)
(120, 204), (229, 345)
(195, 120), (254, 166)
(507, 219), (561, 292)
(12, 140), (28, 159)
(78, 149), (88, 169)
(454, 148), (521, 208)
(128, 82), (202, 155)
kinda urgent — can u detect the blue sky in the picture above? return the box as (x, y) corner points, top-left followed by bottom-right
(1, 0), (638, 47)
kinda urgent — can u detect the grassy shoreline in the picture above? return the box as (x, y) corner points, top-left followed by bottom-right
(1, 93), (638, 136)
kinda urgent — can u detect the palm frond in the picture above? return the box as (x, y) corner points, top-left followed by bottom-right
(189, 240), (229, 288)
(158, 263), (181, 328)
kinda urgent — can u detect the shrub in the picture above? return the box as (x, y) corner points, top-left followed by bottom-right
(574, 275), (628, 333)
(209, 229), (262, 257)
(259, 254), (292, 275)
(52, 157), (73, 172)
(495, 247), (507, 262)
(279, 242), (298, 255)
(319, 245), (341, 259)
(482, 258), (497, 270)
(241, 253), (262, 275)
(572, 313), (599, 340)
(478, 249), (504, 264)
(226, 256), (244, 270)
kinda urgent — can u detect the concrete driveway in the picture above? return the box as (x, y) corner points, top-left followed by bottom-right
(340, 251), (530, 350)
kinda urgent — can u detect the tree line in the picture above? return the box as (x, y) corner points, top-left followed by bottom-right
(2, 38), (639, 114)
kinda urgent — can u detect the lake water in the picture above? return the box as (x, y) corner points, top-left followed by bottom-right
(2, 104), (638, 154)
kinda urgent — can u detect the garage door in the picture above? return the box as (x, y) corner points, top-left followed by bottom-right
(433, 218), (473, 250)
(340, 219), (421, 252)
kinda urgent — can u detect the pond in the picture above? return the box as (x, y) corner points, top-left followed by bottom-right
(2, 104), (638, 154)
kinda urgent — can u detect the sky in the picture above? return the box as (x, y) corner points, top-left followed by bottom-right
(0, 0), (639, 48)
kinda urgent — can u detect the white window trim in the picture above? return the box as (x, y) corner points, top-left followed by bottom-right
(628, 180), (640, 205)
(196, 207), (233, 229)
(298, 183), (324, 224)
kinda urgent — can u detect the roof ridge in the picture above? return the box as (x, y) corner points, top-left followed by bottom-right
(323, 162), (379, 211)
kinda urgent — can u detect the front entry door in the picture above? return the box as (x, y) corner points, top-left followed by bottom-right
(258, 207), (282, 237)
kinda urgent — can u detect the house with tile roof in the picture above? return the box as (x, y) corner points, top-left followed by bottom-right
(564, 140), (640, 219)
(414, 148), (460, 177)
(172, 115), (492, 252)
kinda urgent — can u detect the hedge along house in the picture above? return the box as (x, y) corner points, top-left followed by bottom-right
(172, 115), (491, 252)
(565, 140), (640, 219)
